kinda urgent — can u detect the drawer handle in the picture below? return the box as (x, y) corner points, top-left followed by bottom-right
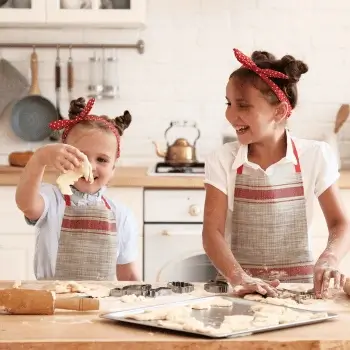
(188, 204), (201, 216)
(161, 230), (202, 236)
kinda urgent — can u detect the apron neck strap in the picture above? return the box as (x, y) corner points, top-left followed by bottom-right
(236, 139), (301, 174)
(64, 195), (111, 209)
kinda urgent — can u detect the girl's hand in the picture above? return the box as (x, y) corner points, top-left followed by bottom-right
(35, 144), (85, 173)
(232, 273), (280, 297)
(314, 259), (345, 298)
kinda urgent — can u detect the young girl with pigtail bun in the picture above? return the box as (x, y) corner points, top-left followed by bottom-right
(16, 97), (140, 281)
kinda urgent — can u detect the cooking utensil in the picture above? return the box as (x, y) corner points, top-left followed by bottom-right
(50, 46), (63, 141)
(0, 288), (99, 315)
(204, 280), (229, 294)
(109, 284), (172, 298)
(167, 281), (194, 294)
(102, 50), (119, 99)
(153, 121), (201, 166)
(10, 49), (58, 142)
(0, 58), (29, 116)
(100, 296), (337, 339)
(88, 51), (103, 99)
(67, 46), (74, 102)
(8, 151), (33, 167)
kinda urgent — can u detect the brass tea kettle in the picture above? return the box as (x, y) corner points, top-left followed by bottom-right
(153, 121), (201, 165)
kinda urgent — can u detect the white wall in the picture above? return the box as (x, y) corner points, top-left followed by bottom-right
(0, 0), (350, 166)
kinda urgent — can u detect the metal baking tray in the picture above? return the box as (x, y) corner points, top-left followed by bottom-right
(100, 296), (337, 339)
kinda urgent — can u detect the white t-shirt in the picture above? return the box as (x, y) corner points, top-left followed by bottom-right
(26, 184), (139, 280)
(204, 132), (340, 233)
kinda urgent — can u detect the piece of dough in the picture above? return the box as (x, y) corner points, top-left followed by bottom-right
(127, 308), (170, 321)
(165, 307), (192, 323)
(222, 315), (254, 331)
(252, 313), (280, 327)
(182, 317), (207, 332)
(157, 320), (184, 330)
(209, 297), (233, 307)
(251, 305), (285, 314)
(56, 153), (94, 195)
(243, 294), (264, 301)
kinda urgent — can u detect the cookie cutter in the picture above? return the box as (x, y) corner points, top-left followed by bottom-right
(109, 284), (152, 297)
(146, 287), (173, 298)
(204, 280), (229, 293)
(167, 281), (194, 294)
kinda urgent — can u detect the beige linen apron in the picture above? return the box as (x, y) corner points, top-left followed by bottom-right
(54, 195), (117, 280)
(219, 139), (314, 283)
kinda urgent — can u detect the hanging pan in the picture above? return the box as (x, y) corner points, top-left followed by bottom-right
(10, 48), (58, 142)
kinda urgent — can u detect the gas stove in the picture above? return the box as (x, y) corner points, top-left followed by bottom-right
(148, 162), (205, 177)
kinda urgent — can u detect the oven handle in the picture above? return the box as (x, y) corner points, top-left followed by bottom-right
(161, 229), (202, 236)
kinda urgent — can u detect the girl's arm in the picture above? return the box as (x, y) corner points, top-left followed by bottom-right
(202, 184), (245, 285)
(15, 150), (46, 221)
(316, 184), (350, 296)
(117, 263), (140, 281)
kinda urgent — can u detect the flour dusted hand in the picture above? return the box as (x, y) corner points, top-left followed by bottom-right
(314, 258), (345, 298)
(233, 273), (280, 298)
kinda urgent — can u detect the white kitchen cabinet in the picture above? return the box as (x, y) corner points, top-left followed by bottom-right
(0, 0), (46, 24)
(0, 234), (35, 280)
(46, 0), (146, 28)
(105, 187), (143, 236)
(0, 0), (146, 28)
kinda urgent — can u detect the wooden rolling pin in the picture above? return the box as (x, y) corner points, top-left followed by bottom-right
(0, 288), (99, 315)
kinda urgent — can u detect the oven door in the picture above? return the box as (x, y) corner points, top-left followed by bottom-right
(144, 224), (217, 282)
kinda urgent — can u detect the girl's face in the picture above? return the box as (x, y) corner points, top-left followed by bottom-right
(225, 77), (287, 145)
(66, 125), (117, 194)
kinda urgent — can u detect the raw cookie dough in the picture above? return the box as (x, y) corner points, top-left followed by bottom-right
(243, 294), (264, 302)
(209, 297), (233, 307)
(127, 308), (170, 321)
(222, 315), (254, 331)
(56, 153), (94, 195)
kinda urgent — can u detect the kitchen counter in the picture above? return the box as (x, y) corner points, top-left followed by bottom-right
(1, 280), (350, 349)
(0, 165), (350, 189)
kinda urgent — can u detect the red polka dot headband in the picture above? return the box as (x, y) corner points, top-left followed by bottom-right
(49, 98), (121, 158)
(233, 48), (292, 117)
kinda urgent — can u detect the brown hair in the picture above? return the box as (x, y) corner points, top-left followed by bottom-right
(230, 51), (308, 109)
(68, 97), (132, 136)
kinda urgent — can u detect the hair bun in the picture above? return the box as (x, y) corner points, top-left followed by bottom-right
(280, 55), (308, 83)
(114, 110), (132, 135)
(69, 97), (86, 119)
(251, 50), (276, 63)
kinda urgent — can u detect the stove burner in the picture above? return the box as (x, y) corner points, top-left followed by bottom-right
(154, 162), (205, 174)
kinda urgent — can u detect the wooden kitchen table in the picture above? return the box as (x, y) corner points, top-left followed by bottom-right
(1, 281), (350, 350)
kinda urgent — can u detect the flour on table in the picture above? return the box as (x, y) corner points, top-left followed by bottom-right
(120, 294), (146, 303)
(56, 154), (94, 195)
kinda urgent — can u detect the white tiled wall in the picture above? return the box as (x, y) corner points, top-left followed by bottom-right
(0, 0), (350, 166)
